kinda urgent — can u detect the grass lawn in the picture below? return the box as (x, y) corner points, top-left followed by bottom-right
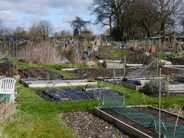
(0, 83), (98, 138)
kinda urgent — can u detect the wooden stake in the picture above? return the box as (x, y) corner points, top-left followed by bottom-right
(167, 76), (169, 96)
(174, 104), (183, 137)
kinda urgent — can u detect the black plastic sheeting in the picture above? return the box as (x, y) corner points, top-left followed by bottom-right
(123, 77), (184, 86)
(168, 77), (184, 85)
(43, 88), (120, 102)
(122, 80), (141, 85)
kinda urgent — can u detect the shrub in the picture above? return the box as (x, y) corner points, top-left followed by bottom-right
(160, 52), (168, 60)
(143, 79), (167, 95)
(20, 41), (62, 64)
(18, 58), (25, 63)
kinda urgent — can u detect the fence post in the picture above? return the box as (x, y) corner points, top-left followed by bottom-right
(124, 56), (126, 78)
(167, 76), (169, 96)
(16, 39), (18, 75)
(13, 42), (14, 70)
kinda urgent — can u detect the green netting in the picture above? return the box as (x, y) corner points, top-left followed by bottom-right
(112, 107), (184, 138)
(96, 81), (126, 108)
(98, 96), (125, 108)
(96, 82), (184, 137)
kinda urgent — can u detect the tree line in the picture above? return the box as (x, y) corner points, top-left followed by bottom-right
(88, 0), (184, 40)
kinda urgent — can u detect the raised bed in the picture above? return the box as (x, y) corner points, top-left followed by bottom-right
(18, 68), (62, 80)
(22, 79), (98, 88)
(68, 69), (136, 79)
(94, 106), (184, 138)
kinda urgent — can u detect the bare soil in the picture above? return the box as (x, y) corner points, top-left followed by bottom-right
(62, 111), (131, 138)
(35, 90), (55, 102)
(19, 68), (62, 79)
(68, 69), (136, 79)
(0, 63), (14, 76)
(169, 57), (184, 65)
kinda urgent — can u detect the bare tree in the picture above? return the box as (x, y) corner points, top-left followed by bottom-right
(154, 0), (183, 34)
(89, 0), (183, 39)
(88, 0), (115, 36)
(180, 17), (184, 32)
(4, 28), (13, 36)
(0, 19), (4, 36)
(133, 0), (158, 37)
(37, 20), (53, 40)
(13, 27), (24, 38)
(70, 16), (90, 36)
(53, 32), (60, 37)
(59, 30), (67, 37)
(89, 0), (135, 40)
(28, 22), (38, 39)
(29, 20), (53, 40)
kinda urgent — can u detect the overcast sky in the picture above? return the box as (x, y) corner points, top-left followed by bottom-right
(0, 0), (108, 35)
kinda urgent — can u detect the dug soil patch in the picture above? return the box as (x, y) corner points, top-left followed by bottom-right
(35, 90), (55, 102)
(68, 69), (136, 79)
(19, 68), (62, 79)
(62, 111), (130, 138)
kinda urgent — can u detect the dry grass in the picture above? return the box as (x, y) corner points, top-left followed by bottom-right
(0, 102), (17, 122)
(21, 41), (62, 64)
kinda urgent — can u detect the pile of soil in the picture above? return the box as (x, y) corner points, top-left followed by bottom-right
(68, 69), (136, 79)
(19, 68), (62, 79)
(103, 107), (184, 137)
(62, 111), (130, 138)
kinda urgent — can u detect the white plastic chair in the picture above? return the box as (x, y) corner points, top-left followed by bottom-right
(0, 78), (16, 103)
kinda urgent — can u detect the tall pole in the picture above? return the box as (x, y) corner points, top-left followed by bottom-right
(157, 33), (161, 76)
(113, 57), (115, 79)
(159, 66), (162, 138)
(16, 39), (18, 75)
(124, 56), (126, 78)
(13, 42), (14, 70)
(8, 41), (10, 58)
(77, 39), (79, 64)
(159, 32), (162, 138)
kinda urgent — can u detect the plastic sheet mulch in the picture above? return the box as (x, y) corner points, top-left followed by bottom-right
(43, 88), (120, 102)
